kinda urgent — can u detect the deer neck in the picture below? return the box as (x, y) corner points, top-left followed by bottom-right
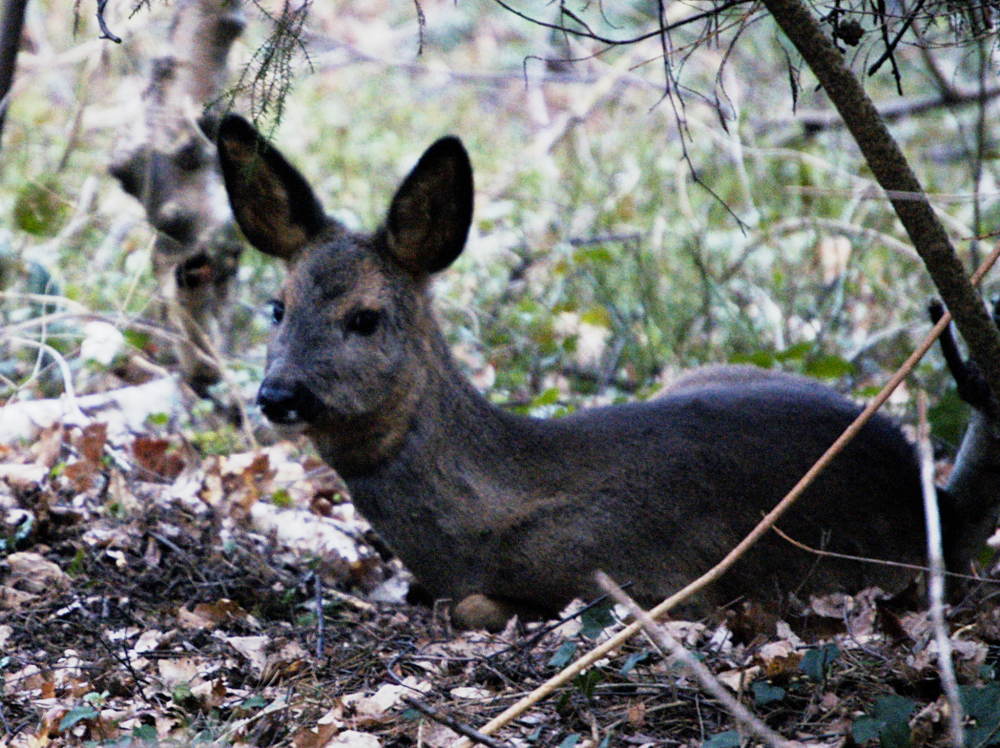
(320, 327), (533, 520)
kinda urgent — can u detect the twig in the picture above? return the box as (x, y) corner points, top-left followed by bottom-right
(7, 336), (86, 422)
(490, 0), (752, 47)
(401, 697), (509, 748)
(0, 0), (29, 147)
(916, 392), (965, 747)
(867, 0), (926, 79)
(96, 0), (121, 43)
(769, 523), (994, 584)
(314, 572), (325, 660)
(596, 572), (798, 748)
(764, 0), (1000, 422)
(457, 242), (1000, 745)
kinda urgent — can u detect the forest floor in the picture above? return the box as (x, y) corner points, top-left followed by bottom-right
(3, 384), (1000, 748)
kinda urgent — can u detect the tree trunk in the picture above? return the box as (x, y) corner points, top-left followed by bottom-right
(0, 0), (29, 148)
(761, 0), (1000, 411)
(109, 0), (245, 398)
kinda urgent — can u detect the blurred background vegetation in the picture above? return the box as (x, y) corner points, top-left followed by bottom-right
(1, 0), (996, 449)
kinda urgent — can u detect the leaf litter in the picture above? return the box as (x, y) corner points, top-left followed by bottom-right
(3, 391), (1000, 746)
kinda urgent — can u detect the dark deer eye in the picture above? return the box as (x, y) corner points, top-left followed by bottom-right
(346, 309), (381, 336)
(268, 299), (285, 325)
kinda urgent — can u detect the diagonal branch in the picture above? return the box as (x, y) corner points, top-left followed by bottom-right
(762, 0), (1000, 414)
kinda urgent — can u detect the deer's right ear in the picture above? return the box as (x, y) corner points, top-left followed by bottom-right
(217, 114), (327, 261)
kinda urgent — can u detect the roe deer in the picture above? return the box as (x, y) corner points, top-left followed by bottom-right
(217, 114), (1000, 631)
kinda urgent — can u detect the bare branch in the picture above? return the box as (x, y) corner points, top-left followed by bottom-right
(762, 0), (1000, 416)
(96, 0), (122, 43)
(916, 393), (965, 748)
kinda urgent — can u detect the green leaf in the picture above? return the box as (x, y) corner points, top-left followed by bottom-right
(124, 329), (152, 351)
(729, 350), (775, 369)
(851, 695), (916, 748)
(572, 246), (614, 265)
(549, 641), (577, 668)
(579, 602), (615, 639)
(66, 547), (86, 575)
(960, 683), (1000, 747)
(928, 388), (971, 450)
(58, 705), (99, 731)
(172, 681), (193, 704)
(852, 716), (882, 743)
(558, 735), (581, 748)
(146, 412), (170, 427)
(131, 723), (158, 742)
(580, 306), (612, 328)
(804, 354), (854, 380)
(531, 387), (561, 409)
(574, 668), (604, 698)
(752, 679), (786, 705)
(619, 649), (650, 676)
(702, 730), (741, 748)
(800, 643), (840, 682)
(270, 488), (292, 507)
(131, 724), (158, 742)
(14, 180), (69, 237)
(241, 694), (268, 710)
(775, 341), (811, 362)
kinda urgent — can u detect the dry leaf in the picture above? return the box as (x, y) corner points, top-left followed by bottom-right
(224, 635), (270, 675)
(6, 551), (69, 593)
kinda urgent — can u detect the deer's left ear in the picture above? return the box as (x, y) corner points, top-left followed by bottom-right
(217, 114), (329, 261)
(385, 136), (474, 274)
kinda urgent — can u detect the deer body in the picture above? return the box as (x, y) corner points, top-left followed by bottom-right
(217, 115), (1000, 631)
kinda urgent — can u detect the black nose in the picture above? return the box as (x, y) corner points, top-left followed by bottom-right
(257, 380), (316, 424)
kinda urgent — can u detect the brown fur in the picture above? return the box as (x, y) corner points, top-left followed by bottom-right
(218, 115), (978, 632)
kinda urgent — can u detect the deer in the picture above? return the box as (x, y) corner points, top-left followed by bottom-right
(216, 113), (1000, 631)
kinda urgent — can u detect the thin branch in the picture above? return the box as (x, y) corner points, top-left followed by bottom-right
(401, 697), (509, 748)
(769, 523), (991, 583)
(763, 0), (1000, 418)
(96, 0), (122, 43)
(596, 572), (797, 748)
(489, 0), (753, 48)
(867, 0), (927, 79)
(916, 392), (965, 748)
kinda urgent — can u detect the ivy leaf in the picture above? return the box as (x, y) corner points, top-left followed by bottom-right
(549, 641), (577, 668)
(960, 683), (1000, 747)
(800, 643), (840, 682)
(851, 694), (916, 748)
(579, 602), (616, 639)
(702, 730), (741, 748)
(58, 705), (99, 731)
(752, 679), (786, 705)
(619, 649), (650, 676)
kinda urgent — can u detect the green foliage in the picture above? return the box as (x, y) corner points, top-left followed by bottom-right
(751, 679), (786, 706)
(960, 683), (1000, 747)
(619, 649), (650, 676)
(270, 488), (293, 507)
(549, 641), (577, 668)
(59, 704), (99, 731)
(13, 179), (69, 237)
(929, 388), (972, 449)
(573, 667), (604, 699)
(579, 602), (616, 639)
(851, 694), (917, 748)
(800, 643), (840, 682)
(702, 730), (741, 748)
